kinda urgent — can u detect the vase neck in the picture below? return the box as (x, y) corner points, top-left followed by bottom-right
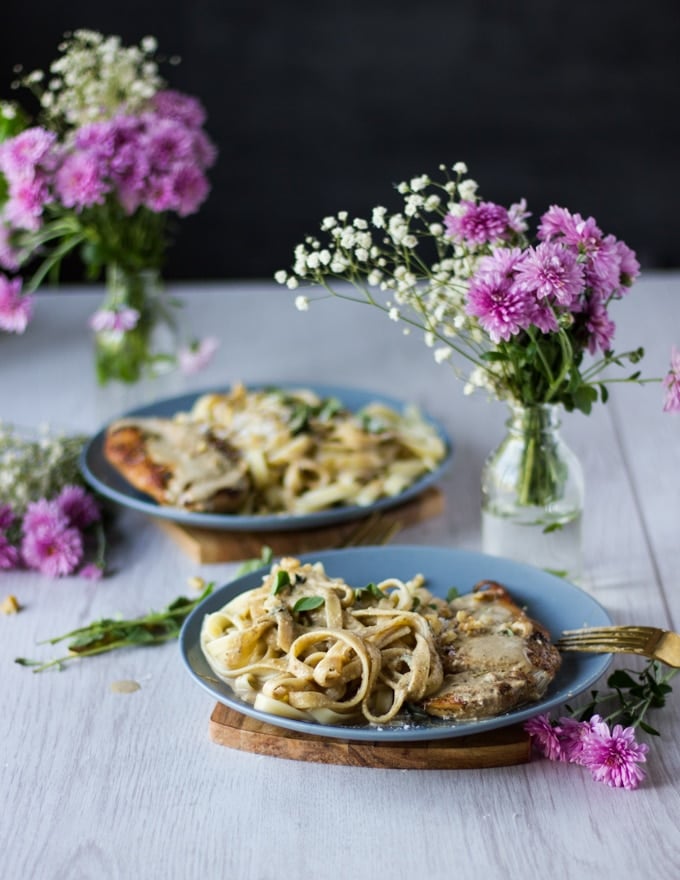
(506, 402), (561, 436)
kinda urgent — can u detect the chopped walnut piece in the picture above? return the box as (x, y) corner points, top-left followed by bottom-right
(1, 595), (21, 614)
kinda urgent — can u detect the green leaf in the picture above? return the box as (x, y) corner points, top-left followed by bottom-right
(607, 669), (638, 689)
(542, 522), (564, 534)
(638, 720), (661, 737)
(236, 545), (274, 575)
(272, 569), (291, 594)
(446, 586), (460, 601)
(292, 595), (325, 613)
(355, 582), (384, 600)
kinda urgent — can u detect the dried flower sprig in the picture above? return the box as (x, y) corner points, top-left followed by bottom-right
(15, 581), (214, 672)
(525, 659), (677, 789)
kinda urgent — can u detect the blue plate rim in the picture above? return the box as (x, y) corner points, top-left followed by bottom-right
(79, 381), (453, 532)
(179, 545), (613, 742)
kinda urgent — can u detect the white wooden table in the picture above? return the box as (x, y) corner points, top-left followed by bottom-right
(2, 274), (679, 880)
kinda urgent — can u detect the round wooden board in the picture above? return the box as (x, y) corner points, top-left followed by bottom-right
(208, 703), (532, 769)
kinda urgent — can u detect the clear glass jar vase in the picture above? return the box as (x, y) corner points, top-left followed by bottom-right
(481, 403), (585, 580)
(93, 264), (177, 386)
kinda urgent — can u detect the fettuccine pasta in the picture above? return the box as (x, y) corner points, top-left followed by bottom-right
(200, 557), (451, 725)
(182, 383), (446, 515)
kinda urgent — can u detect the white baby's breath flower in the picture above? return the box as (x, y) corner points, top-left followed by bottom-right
(389, 307), (400, 321)
(274, 270), (288, 285)
(371, 206), (387, 228)
(286, 277), (299, 290)
(367, 270), (383, 286)
(396, 182), (409, 194)
(404, 194), (424, 217)
(458, 179), (479, 201)
(294, 295), (309, 311)
(321, 216), (337, 231)
(410, 174), (429, 192)
(453, 161), (468, 174)
(434, 347), (452, 364)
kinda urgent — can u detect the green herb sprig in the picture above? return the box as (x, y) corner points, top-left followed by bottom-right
(566, 659), (677, 736)
(15, 583), (214, 673)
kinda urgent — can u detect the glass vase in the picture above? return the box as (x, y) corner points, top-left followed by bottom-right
(94, 264), (177, 385)
(93, 264), (181, 420)
(481, 403), (585, 580)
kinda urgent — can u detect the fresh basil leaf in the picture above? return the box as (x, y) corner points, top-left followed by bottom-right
(293, 595), (325, 613)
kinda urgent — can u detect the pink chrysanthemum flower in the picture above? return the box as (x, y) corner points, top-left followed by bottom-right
(580, 717), (649, 790)
(88, 307), (140, 334)
(538, 206), (603, 252)
(4, 177), (51, 232)
(56, 485), (101, 529)
(615, 239), (641, 288)
(0, 504), (15, 530)
(466, 272), (531, 343)
(475, 247), (525, 282)
(152, 90), (207, 129)
(584, 300), (616, 354)
(170, 163), (210, 216)
(583, 235), (623, 300)
(445, 200), (510, 245)
(556, 715), (600, 764)
(22, 498), (68, 535)
(21, 499), (83, 577)
(79, 562), (104, 581)
(507, 198), (531, 233)
(0, 127), (57, 178)
(145, 116), (194, 170)
(178, 336), (219, 375)
(0, 274), (33, 333)
(662, 346), (680, 413)
(21, 523), (83, 577)
(55, 150), (110, 210)
(190, 129), (218, 169)
(524, 714), (566, 761)
(514, 242), (585, 306)
(0, 533), (20, 570)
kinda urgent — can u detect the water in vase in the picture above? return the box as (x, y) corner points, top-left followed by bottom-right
(482, 508), (582, 581)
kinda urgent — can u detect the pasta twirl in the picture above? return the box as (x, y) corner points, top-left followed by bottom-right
(200, 557), (450, 725)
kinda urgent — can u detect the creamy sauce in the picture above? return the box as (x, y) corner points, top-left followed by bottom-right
(116, 418), (248, 506)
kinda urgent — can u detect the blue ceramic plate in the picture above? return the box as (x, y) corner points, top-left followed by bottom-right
(179, 546), (613, 742)
(79, 383), (453, 532)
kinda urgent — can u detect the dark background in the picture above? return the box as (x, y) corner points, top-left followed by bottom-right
(2, 1), (679, 280)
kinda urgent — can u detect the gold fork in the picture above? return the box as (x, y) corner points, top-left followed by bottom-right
(557, 626), (680, 667)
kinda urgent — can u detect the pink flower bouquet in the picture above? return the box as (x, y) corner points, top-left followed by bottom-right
(0, 31), (218, 383)
(276, 162), (680, 413)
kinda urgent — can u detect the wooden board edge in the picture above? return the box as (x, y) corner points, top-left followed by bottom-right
(208, 703), (531, 770)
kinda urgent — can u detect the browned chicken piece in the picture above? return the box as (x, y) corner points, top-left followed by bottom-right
(104, 417), (251, 512)
(420, 580), (561, 721)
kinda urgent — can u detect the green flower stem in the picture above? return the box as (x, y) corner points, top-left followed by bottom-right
(319, 278), (488, 372)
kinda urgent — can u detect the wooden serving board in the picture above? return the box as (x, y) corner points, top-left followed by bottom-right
(159, 486), (444, 564)
(209, 703), (532, 769)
